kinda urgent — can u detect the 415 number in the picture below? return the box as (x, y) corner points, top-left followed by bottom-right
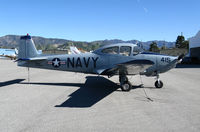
(161, 57), (171, 63)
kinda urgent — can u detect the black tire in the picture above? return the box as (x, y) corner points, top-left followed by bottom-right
(121, 81), (132, 92)
(155, 80), (163, 88)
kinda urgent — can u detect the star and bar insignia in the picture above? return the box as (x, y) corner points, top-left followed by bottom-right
(48, 58), (65, 68)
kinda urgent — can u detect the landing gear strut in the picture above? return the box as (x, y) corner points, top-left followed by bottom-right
(155, 74), (163, 88)
(119, 75), (132, 91)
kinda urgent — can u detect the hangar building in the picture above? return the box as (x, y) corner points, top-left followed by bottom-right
(189, 31), (200, 60)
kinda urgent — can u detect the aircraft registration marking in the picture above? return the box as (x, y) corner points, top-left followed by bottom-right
(161, 57), (171, 63)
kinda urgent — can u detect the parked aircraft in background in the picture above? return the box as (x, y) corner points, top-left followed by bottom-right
(0, 48), (18, 60)
(70, 46), (81, 54)
(17, 34), (184, 91)
(0, 48), (41, 60)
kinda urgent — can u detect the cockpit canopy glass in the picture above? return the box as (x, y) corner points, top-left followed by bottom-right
(101, 46), (119, 54)
(120, 46), (131, 56)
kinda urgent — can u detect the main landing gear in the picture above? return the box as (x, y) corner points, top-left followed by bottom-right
(155, 74), (163, 88)
(119, 75), (132, 91)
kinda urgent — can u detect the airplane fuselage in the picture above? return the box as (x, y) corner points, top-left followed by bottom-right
(18, 51), (177, 76)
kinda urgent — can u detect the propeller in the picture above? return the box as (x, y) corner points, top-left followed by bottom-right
(178, 54), (185, 61)
(177, 54), (185, 63)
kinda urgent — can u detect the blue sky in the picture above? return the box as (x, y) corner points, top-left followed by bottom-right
(0, 0), (199, 42)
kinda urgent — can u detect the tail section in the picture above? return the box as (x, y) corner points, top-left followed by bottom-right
(18, 34), (39, 59)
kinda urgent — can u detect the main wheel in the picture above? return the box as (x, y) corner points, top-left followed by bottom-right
(121, 81), (132, 92)
(155, 80), (163, 88)
(119, 76), (128, 83)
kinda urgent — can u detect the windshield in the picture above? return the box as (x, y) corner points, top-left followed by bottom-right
(133, 46), (143, 55)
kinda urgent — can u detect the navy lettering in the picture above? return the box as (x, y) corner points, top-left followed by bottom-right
(76, 57), (82, 67)
(83, 57), (90, 68)
(67, 57), (98, 68)
(67, 57), (74, 68)
(92, 57), (99, 68)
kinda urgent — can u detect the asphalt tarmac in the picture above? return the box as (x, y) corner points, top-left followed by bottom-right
(0, 59), (200, 132)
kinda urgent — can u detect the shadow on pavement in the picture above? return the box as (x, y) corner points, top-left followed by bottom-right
(20, 76), (156, 107)
(0, 79), (25, 87)
(20, 82), (84, 87)
(132, 85), (156, 89)
(55, 76), (120, 108)
(176, 64), (200, 68)
(21, 76), (119, 107)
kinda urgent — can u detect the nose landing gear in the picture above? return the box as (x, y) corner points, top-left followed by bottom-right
(155, 74), (163, 88)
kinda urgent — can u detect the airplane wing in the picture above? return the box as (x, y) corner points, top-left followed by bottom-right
(95, 59), (154, 76)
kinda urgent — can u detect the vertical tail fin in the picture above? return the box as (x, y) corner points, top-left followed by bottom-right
(18, 34), (38, 59)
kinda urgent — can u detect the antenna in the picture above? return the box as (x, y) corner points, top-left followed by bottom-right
(139, 75), (153, 102)
(136, 40), (138, 45)
(140, 39), (145, 51)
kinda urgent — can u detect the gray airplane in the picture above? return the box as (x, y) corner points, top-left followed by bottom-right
(17, 34), (184, 91)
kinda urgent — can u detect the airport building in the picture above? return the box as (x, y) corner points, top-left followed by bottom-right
(189, 30), (200, 60)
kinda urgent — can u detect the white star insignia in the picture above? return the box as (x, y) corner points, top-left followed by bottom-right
(53, 58), (60, 67)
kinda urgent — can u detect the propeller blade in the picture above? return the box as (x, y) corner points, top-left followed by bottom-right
(178, 54), (185, 61)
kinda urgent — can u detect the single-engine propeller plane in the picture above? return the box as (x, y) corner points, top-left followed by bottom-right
(17, 34), (184, 91)
(0, 48), (18, 60)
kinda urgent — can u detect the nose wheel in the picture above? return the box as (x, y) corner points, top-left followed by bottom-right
(155, 80), (163, 88)
(155, 74), (163, 88)
(119, 75), (132, 91)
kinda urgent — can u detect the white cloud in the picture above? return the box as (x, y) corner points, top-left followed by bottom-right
(143, 7), (148, 13)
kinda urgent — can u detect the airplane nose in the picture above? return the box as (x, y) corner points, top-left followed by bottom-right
(171, 56), (178, 63)
(178, 54), (185, 60)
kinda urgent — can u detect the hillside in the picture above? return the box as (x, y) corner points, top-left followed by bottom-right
(0, 35), (70, 48)
(0, 35), (175, 51)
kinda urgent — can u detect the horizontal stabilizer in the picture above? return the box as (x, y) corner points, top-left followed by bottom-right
(16, 57), (47, 61)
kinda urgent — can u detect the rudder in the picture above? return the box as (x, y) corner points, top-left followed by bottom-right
(18, 34), (38, 59)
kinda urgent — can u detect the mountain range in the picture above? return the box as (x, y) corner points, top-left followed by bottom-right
(0, 35), (175, 50)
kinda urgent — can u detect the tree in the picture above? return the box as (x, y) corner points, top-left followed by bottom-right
(149, 42), (159, 52)
(36, 44), (44, 50)
(45, 44), (55, 50)
(161, 43), (166, 50)
(91, 43), (100, 51)
(161, 45), (166, 50)
(180, 40), (189, 49)
(175, 35), (189, 49)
